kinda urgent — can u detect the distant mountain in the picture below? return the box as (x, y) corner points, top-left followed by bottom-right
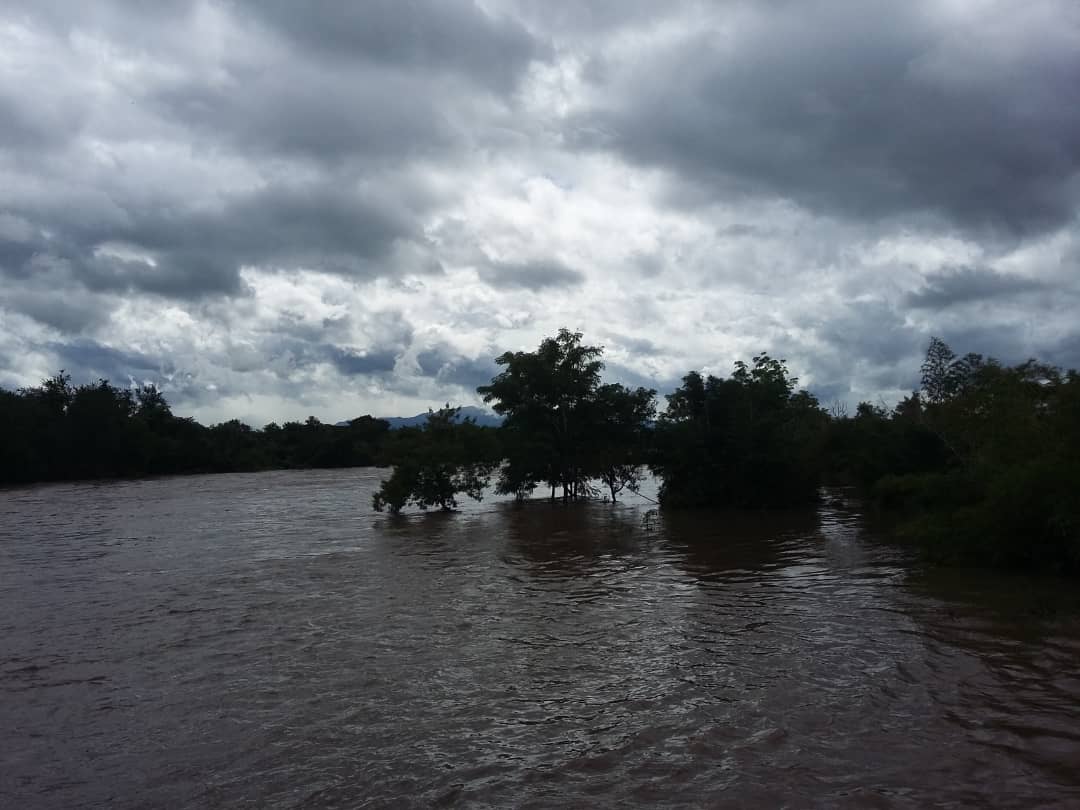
(337, 406), (502, 430)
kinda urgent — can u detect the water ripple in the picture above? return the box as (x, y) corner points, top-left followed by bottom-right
(2, 470), (1079, 808)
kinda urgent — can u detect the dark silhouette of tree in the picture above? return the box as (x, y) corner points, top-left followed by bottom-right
(66, 380), (139, 478)
(652, 354), (827, 508)
(0, 371), (393, 484)
(870, 337), (1080, 571)
(476, 329), (656, 502)
(823, 392), (947, 490)
(920, 336), (957, 404)
(372, 406), (499, 513)
(478, 328), (606, 500)
(589, 383), (656, 502)
(4, 332), (1079, 574)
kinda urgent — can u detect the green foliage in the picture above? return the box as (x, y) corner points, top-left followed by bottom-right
(0, 372), (393, 484)
(866, 338), (1080, 572)
(823, 393), (948, 487)
(589, 383), (657, 502)
(652, 354), (827, 508)
(7, 332), (1080, 576)
(478, 328), (654, 501)
(372, 406), (499, 513)
(920, 336), (960, 404)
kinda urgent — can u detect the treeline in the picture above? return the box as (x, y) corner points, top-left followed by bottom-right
(374, 329), (1079, 573)
(4, 329), (1078, 572)
(374, 330), (656, 513)
(0, 374), (395, 483)
(375, 329), (841, 512)
(832, 338), (1080, 572)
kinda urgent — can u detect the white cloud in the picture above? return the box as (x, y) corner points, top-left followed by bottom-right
(2, 0), (1079, 422)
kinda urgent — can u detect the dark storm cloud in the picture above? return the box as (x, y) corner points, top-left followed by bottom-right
(149, 65), (462, 164)
(0, 0), (524, 308)
(3, 287), (113, 333)
(934, 322), (1035, 366)
(327, 346), (400, 377)
(3, 0), (195, 33)
(247, 336), (331, 377)
(0, 89), (85, 151)
(574, 0), (1080, 235)
(505, 0), (684, 36)
(241, 0), (548, 93)
(246, 324), (412, 380)
(1043, 332), (1080, 371)
(4, 0), (1079, 421)
(481, 259), (586, 290)
(49, 339), (170, 385)
(416, 348), (453, 377)
(792, 299), (925, 401)
(0, 183), (432, 299)
(141, 2), (551, 165)
(417, 346), (499, 391)
(168, 184), (423, 273)
(818, 309), (923, 368)
(0, 234), (41, 280)
(265, 312), (354, 346)
(905, 266), (1047, 309)
(605, 333), (662, 357)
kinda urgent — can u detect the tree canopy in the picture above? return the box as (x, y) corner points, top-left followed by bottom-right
(477, 329), (655, 501)
(0, 373), (393, 484)
(878, 338), (1080, 570)
(5, 331), (1080, 574)
(372, 406), (499, 513)
(651, 354), (828, 508)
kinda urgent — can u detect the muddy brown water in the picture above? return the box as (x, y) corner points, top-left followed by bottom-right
(2, 469), (1078, 808)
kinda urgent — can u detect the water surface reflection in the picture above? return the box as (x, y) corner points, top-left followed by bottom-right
(1, 469), (1078, 807)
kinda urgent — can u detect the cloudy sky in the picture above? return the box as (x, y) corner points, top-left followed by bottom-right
(2, 0), (1079, 424)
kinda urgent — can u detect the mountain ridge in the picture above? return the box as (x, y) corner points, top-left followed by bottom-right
(337, 405), (502, 429)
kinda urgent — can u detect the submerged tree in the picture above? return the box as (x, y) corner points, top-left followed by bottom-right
(478, 329), (605, 500)
(652, 354), (827, 508)
(822, 392), (947, 489)
(589, 383), (656, 502)
(477, 329), (656, 502)
(872, 337), (1080, 571)
(372, 406), (499, 513)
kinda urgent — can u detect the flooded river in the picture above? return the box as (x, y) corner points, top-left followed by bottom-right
(2, 469), (1078, 808)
